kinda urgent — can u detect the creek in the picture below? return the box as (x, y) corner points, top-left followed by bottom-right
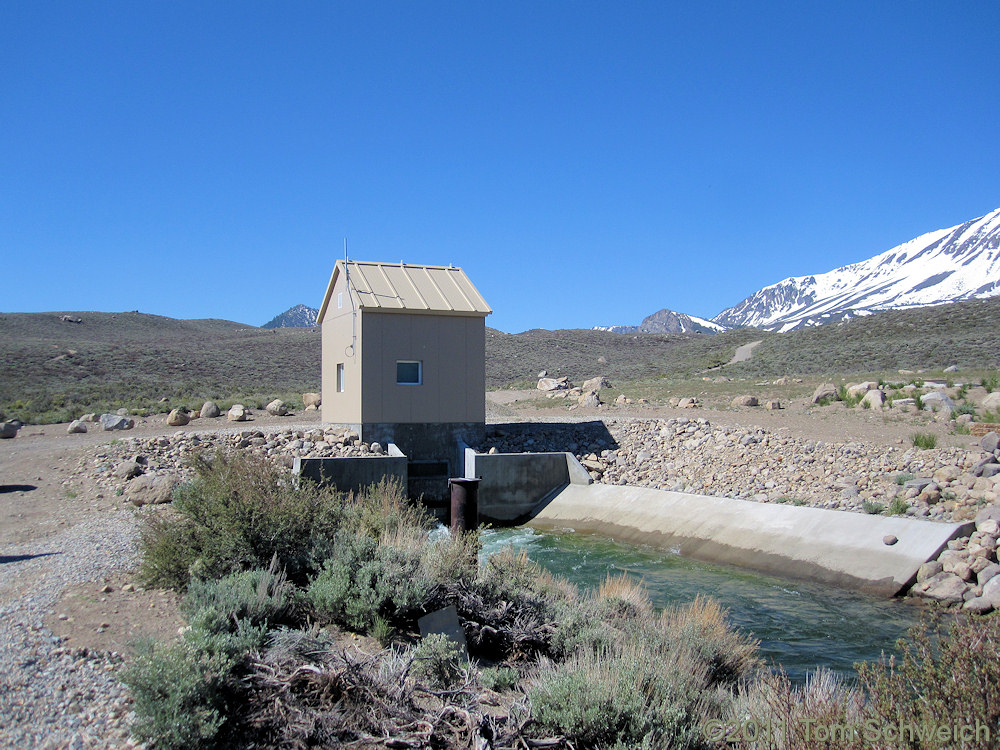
(480, 525), (926, 682)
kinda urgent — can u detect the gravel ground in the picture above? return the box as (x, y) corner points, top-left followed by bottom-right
(0, 511), (140, 748)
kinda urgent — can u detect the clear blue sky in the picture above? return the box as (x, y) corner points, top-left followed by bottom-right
(3, 2), (998, 333)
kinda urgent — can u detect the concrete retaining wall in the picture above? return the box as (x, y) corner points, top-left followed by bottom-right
(531, 483), (974, 597)
(465, 449), (591, 524)
(293, 455), (407, 494)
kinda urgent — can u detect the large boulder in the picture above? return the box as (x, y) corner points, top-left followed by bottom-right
(166, 408), (190, 427)
(847, 381), (878, 398)
(303, 392), (322, 409)
(982, 392), (1000, 412)
(266, 399), (289, 416)
(912, 572), (968, 605)
(861, 390), (886, 410)
(201, 400), (221, 419)
(80, 413), (98, 422)
(227, 404), (248, 422)
(921, 391), (955, 413)
(537, 376), (569, 392)
(67, 420), (87, 434)
(578, 391), (601, 408)
(0, 421), (19, 439)
(126, 474), (180, 506)
(811, 383), (839, 404)
(731, 395), (759, 407)
(581, 376), (612, 392)
(100, 414), (134, 431)
(982, 432), (1000, 454)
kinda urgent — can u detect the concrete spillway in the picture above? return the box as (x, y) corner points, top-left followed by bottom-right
(529, 482), (973, 597)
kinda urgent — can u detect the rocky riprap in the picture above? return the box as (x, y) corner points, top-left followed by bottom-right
(481, 418), (999, 523)
(911, 518), (1000, 613)
(93, 425), (389, 499)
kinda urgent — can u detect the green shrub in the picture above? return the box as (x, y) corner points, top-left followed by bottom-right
(857, 614), (1000, 745)
(307, 531), (428, 633)
(410, 633), (467, 689)
(182, 559), (301, 656)
(954, 402), (977, 416)
(480, 665), (520, 692)
(529, 644), (705, 749)
(122, 638), (232, 749)
(911, 432), (937, 450)
(983, 373), (999, 393)
(861, 500), (885, 515)
(894, 472), (916, 485)
(138, 452), (347, 590)
(888, 496), (909, 516)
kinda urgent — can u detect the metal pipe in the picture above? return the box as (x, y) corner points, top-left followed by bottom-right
(449, 477), (482, 534)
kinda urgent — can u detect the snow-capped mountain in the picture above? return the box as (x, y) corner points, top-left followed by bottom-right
(262, 304), (319, 329)
(595, 308), (728, 335)
(636, 308), (728, 334)
(713, 207), (1000, 331)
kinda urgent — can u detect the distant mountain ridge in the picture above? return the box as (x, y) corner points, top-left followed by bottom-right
(596, 309), (728, 335)
(713, 207), (1000, 331)
(262, 304), (319, 329)
(596, 206), (1000, 334)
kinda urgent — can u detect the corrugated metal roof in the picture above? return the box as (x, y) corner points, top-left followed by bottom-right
(318, 260), (492, 322)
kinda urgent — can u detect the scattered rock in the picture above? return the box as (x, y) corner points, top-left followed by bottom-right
(982, 392), (1000, 411)
(80, 413), (98, 422)
(882, 535), (898, 546)
(581, 376), (612, 392)
(916, 561), (943, 582)
(861, 390), (886, 410)
(114, 460), (144, 480)
(578, 391), (601, 408)
(811, 383), (838, 404)
(303, 392), (322, 409)
(201, 401), (221, 418)
(537, 377), (569, 392)
(731, 395), (759, 407)
(67, 420), (88, 434)
(266, 399), (289, 416)
(921, 392), (955, 413)
(227, 405), (248, 422)
(125, 474), (180, 506)
(982, 432), (1000, 455)
(0, 421), (20, 439)
(765, 400), (782, 410)
(99, 414), (134, 431)
(166, 409), (190, 427)
(913, 572), (967, 604)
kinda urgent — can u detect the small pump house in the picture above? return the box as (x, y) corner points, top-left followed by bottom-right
(317, 260), (492, 467)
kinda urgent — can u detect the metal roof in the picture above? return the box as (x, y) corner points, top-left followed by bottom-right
(318, 260), (492, 322)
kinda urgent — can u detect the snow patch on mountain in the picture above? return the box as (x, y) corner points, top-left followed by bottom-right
(713, 208), (1000, 331)
(262, 304), (319, 328)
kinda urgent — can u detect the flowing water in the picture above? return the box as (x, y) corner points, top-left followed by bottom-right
(479, 525), (927, 682)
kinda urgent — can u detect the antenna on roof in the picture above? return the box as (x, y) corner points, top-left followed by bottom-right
(344, 238), (348, 262)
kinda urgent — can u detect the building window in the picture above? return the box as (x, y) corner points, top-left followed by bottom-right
(337, 292), (343, 309)
(396, 360), (422, 385)
(336, 363), (345, 392)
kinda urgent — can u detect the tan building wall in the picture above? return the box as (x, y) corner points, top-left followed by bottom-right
(321, 273), (363, 424)
(319, 260), (488, 428)
(360, 312), (485, 424)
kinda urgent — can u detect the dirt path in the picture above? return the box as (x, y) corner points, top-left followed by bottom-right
(727, 339), (763, 364)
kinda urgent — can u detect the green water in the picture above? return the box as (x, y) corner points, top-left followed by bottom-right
(480, 525), (925, 682)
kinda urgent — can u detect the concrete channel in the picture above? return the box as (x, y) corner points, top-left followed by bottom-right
(297, 448), (971, 598)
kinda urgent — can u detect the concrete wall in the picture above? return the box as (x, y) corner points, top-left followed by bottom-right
(465, 450), (591, 524)
(531, 483), (974, 597)
(293, 455), (407, 495)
